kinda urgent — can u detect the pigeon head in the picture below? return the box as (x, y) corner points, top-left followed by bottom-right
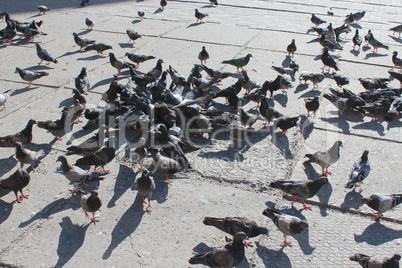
(56, 155), (67, 163)
(360, 197), (370, 205)
(318, 176), (330, 185)
(361, 150), (369, 159)
(73, 32), (77, 36)
(246, 53), (253, 58)
(91, 190), (99, 197)
(15, 142), (23, 149)
(393, 51), (398, 56)
(141, 168), (149, 176)
(336, 140), (343, 147)
(392, 254), (401, 261)
(297, 220), (309, 232)
(233, 231), (248, 242)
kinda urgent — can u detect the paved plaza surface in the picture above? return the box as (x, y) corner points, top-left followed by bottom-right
(0, 0), (401, 267)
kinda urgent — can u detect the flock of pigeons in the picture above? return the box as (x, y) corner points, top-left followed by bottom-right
(0, 1), (401, 267)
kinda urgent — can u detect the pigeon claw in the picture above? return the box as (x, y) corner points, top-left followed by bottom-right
(91, 217), (99, 224)
(55, 136), (62, 141)
(20, 194), (29, 199)
(16, 197), (23, 203)
(141, 197), (147, 205)
(291, 195), (297, 202)
(244, 241), (253, 247)
(284, 239), (292, 247)
(146, 203), (153, 211)
(303, 203), (312, 210)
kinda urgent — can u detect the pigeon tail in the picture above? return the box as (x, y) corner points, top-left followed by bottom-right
(203, 217), (225, 229)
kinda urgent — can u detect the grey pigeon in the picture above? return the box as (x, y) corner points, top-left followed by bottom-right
(361, 193), (402, 218)
(57, 155), (109, 192)
(126, 29), (141, 43)
(359, 77), (389, 91)
(319, 34), (343, 50)
(353, 29), (362, 50)
(129, 137), (147, 169)
(0, 22), (16, 45)
(149, 148), (181, 182)
(203, 216), (268, 247)
(15, 67), (48, 88)
(222, 53), (252, 73)
(391, 51), (402, 69)
(75, 137), (117, 172)
(270, 176), (329, 210)
(388, 70), (402, 86)
(109, 52), (135, 76)
(345, 150), (370, 190)
(134, 168), (155, 211)
(305, 97), (319, 117)
(79, 190), (102, 224)
(344, 13), (354, 25)
(0, 168), (31, 203)
(125, 53), (155, 68)
(239, 108), (258, 128)
(241, 70), (260, 95)
(259, 97), (283, 127)
(304, 140), (343, 175)
(160, 0), (167, 10)
(35, 43), (57, 65)
(0, 119), (36, 147)
(0, 89), (12, 110)
(321, 47), (339, 72)
(84, 43), (112, 55)
(368, 36), (389, 53)
(75, 67), (90, 94)
(323, 92), (365, 118)
(66, 126), (105, 156)
(15, 142), (44, 169)
(262, 207), (308, 247)
(73, 32), (95, 51)
(138, 10), (145, 20)
(287, 39), (296, 58)
(198, 46), (209, 64)
(195, 8), (208, 22)
(350, 253), (400, 268)
(188, 232), (247, 267)
(332, 72), (349, 88)
(299, 71), (325, 88)
(352, 11), (366, 22)
(146, 59), (164, 80)
(390, 24), (402, 38)
(85, 18), (95, 30)
(36, 5), (49, 15)
(37, 110), (69, 141)
(311, 14), (326, 27)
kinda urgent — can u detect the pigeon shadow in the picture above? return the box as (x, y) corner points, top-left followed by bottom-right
(306, 37), (320, 44)
(153, 8), (163, 14)
(77, 54), (104, 61)
(18, 195), (80, 228)
(281, 57), (291, 67)
(256, 243), (292, 268)
(58, 50), (83, 59)
(131, 19), (142, 24)
(294, 84), (309, 94)
(362, 45), (371, 52)
(25, 14), (43, 19)
(388, 35), (402, 44)
(354, 221), (402, 246)
(197, 147), (245, 162)
(299, 89), (321, 98)
(275, 94), (288, 108)
(65, 128), (95, 145)
(24, 65), (54, 71)
(302, 161), (321, 180)
(340, 189), (363, 210)
(53, 217), (90, 268)
(350, 23), (362, 29)
(76, 30), (91, 36)
(320, 117), (350, 134)
(352, 121), (385, 136)
(0, 199), (14, 224)
(364, 53), (388, 59)
(300, 116), (314, 140)
(102, 197), (145, 259)
(187, 22), (205, 28)
(59, 97), (74, 108)
(201, 5), (217, 8)
(152, 174), (169, 204)
(0, 155), (18, 178)
(107, 164), (135, 208)
(350, 49), (360, 57)
(386, 119), (402, 131)
(271, 132), (292, 160)
(91, 77), (114, 90)
(118, 43), (133, 49)
(315, 180), (332, 217)
(239, 127), (270, 153)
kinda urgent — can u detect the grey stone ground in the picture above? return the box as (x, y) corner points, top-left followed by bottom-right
(0, 0), (401, 267)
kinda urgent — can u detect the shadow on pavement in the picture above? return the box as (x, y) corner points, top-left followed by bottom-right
(354, 221), (402, 245)
(0, 154), (18, 178)
(340, 189), (363, 210)
(0, 199), (14, 224)
(107, 164), (135, 208)
(256, 242), (292, 268)
(54, 217), (90, 268)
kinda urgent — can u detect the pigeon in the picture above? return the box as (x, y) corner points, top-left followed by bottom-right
(0, 12), (7, 21)
(239, 108), (258, 128)
(271, 66), (297, 77)
(384, 97), (402, 120)
(57, 155), (109, 192)
(138, 10), (145, 20)
(352, 11), (366, 22)
(241, 70), (260, 96)
(299, 72), (325, 89)
(73, 32), (95, 51)
(85, 18), (95, 30)
(195, 8), (208, 22)
(390, 24), (402, 38)
(259, 97), (283, 127)
(311, 14), (326, 27)
(350, 253), (401, 268)
(188, 232), (247, 267)
(209, 0), (218, 5)
(146, 59), (164, 81)
(345, 150), (370, 190)
(222, 53), (252, 72)
(198, 46), (209, 64)
(344, 13), (355, 25)
(109, 52), (135, 76)
(359, 78), (389, 91)
(325, 23), (336, 43)
(80, 0), (90, 6)
(37, 110), (69, 141)
(365, 30), (374, 43)
(36, 5), (49, 15)
(388, 70), (402, 86)
(361, 193), (402, 219)
(0, 22), (16, 45)
(273, 116), (300, 134)
(125, 53), (155, 68)
(270, 176), (329, 210)
(305, 140), (343, 175)
(319, 34), (343, 50)
(323, 92), (365, 117)
(305, 97), (320, 117)
(332, 72), (349, 88)
(15, 67), (48, 88)
(0, 89), (12, 110)
(129, 137), (147, 169)
(262, 207), (308, 247)
(0, 119), (36, 147)
(368, 36), (389, 53)
(352, 29), (362, 50)
(84, 43), (112, 55)
(321, 47), (339, 72)
(201, 65), (232, 81)
(149, 148), (181, 182)
(36, 43), (58, 65)
(75, 67), (90, 94)
(66, 99), (85, 124)
(391, 51), (402, 70)
(287, 39), (297, 58)
(66, 126), (105, 156)
(75, 137), (116, 172)
(134, 168), (155, 211)
(15, 142), (44, 169)
(79, 190), (102, 224)
(126, 29), (141, 44)
(203, 217), (268, 247)
(0, 168), (31, 203)
(160, 0), (167, 10)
